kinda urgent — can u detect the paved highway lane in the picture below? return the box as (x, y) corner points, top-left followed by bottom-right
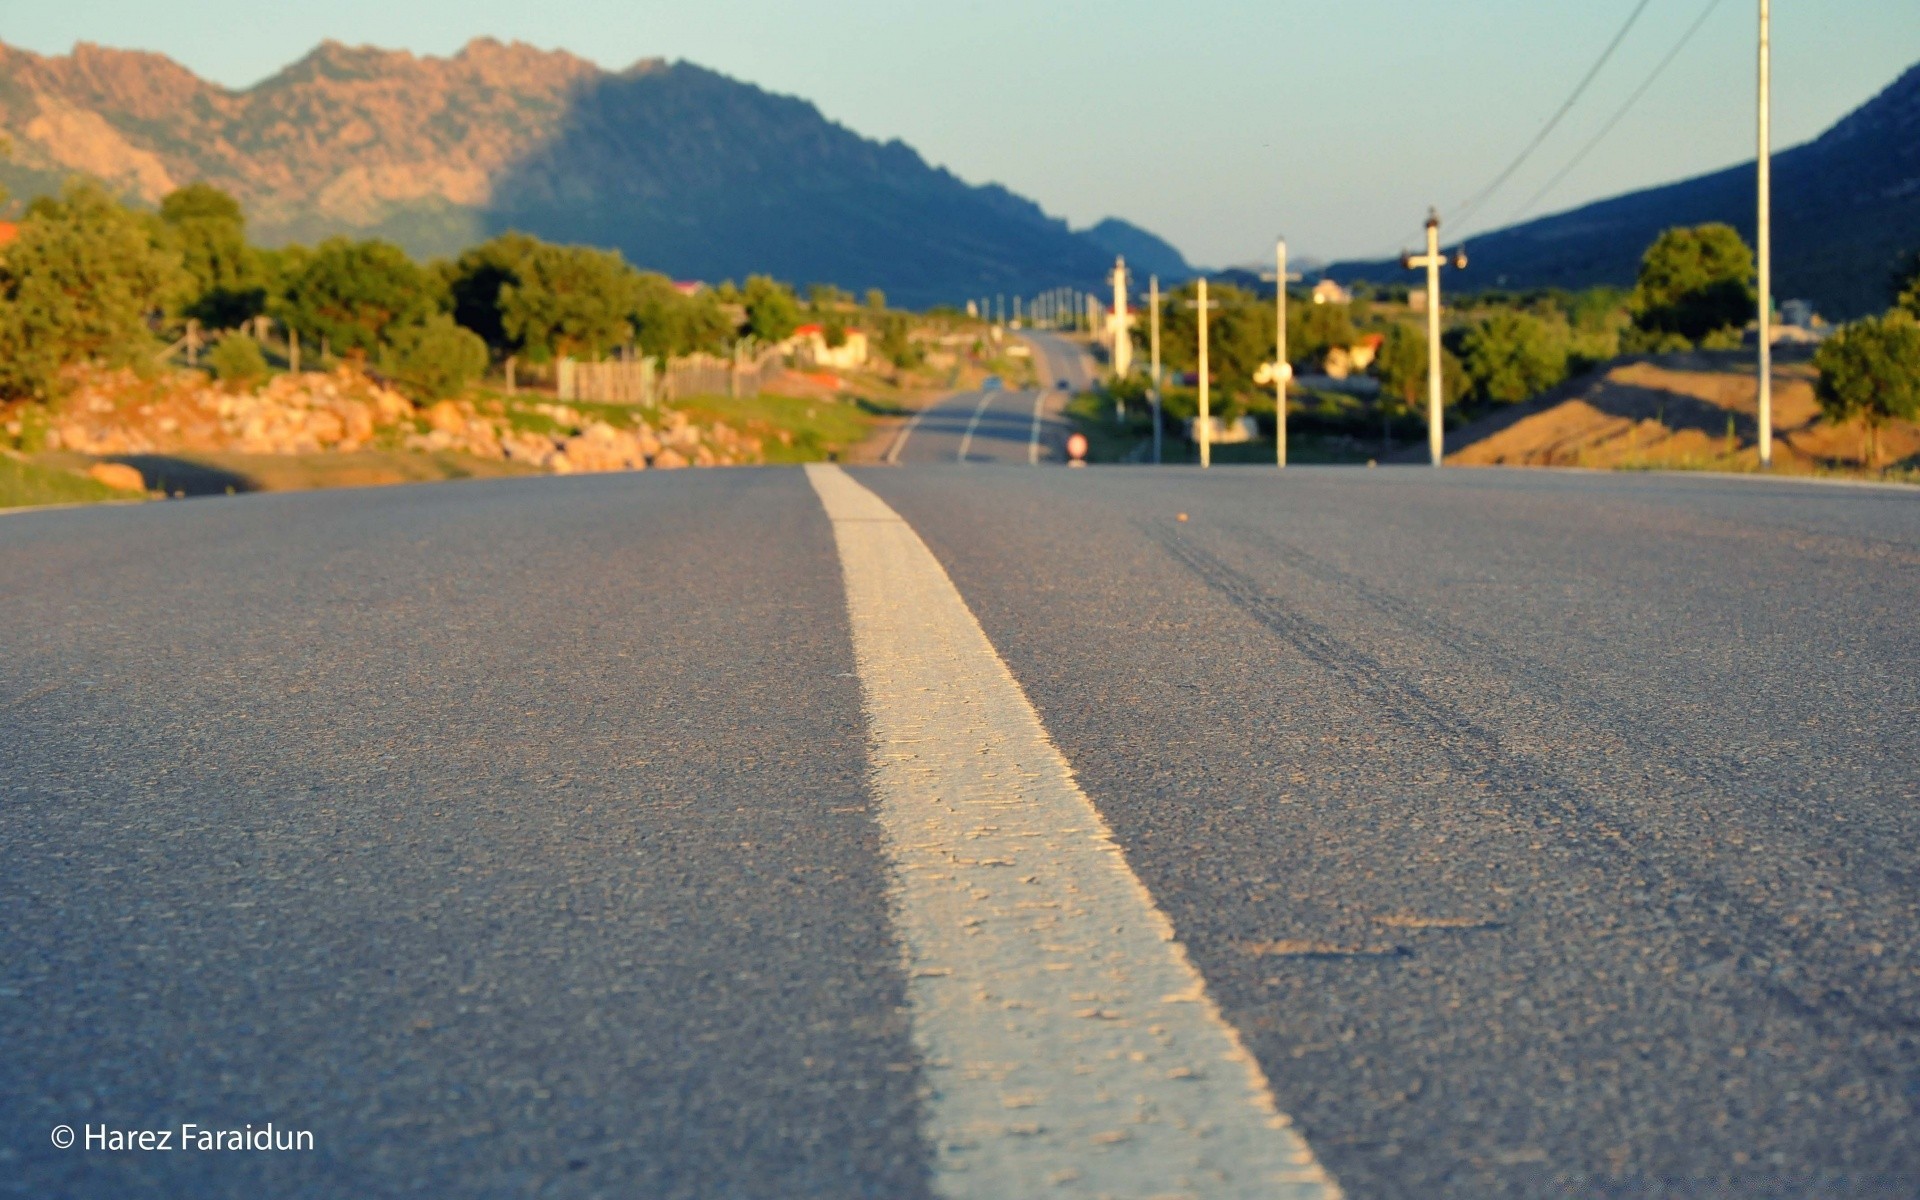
(5, 462), (1919, 1197)
(864, 465), (1920, 1198)
(1, 473), (931, 1198)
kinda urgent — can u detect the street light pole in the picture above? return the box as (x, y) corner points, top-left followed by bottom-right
(1756, 0), (1773, 468)
(1402, 211), (1467, 467)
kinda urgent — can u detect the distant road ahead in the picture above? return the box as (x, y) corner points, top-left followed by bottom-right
(886, 330), (1092, 465)
(5, 464), (1919, 1198)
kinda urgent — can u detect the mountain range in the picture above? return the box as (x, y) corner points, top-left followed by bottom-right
(0, 38), (1192, 308)
(1327, 59), (1920, 319)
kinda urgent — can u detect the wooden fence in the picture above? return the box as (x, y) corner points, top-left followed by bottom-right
(556, 358), (658, 405)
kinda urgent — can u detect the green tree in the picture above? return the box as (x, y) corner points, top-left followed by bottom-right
(381, 315), (489, 401)
(1374, 323), (1468, 439)
(1159, 282), (1273, 388)
(207, 333), (268, 388)
(498, 243), (639, 361)
(876, 315), (923, 370)
(1629, 224), (1755, 345)
(0, 180), (186, 400)
(807, 283), (850, 310)
(1812, 310), (1920, 468)
(631, 274), (733, 360)
(1459, 310), (1571, 404)
(742, 274), (801, 343)
(1288, 301), (1357, 368)
(159, 183), (266, 329)
(277, 238), (439, 359)
(1891, 250), (1920, 319)
(865, 288), (887, 312)
(446, 232), (543, 353)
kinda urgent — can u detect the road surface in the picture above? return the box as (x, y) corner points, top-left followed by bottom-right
(886, 331), (1091, 465)
(4, 463), (1918, 1197)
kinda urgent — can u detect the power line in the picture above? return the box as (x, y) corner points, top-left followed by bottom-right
(1504, 0), (1729, 226)
(1448, 0), (1656, 233)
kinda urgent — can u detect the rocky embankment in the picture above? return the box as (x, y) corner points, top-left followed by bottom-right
(15, 365), (763, 473)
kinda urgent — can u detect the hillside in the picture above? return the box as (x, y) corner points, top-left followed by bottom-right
(1328, 60), (1920, 319)
(0, 38), (1159, 308)
(1415, 347), (1919, 476)
(1080, 218), (1194, 281)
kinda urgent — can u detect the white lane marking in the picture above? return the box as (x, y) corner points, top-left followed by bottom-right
(1028, 391), (1045, 465)
(804, 463), (1339, 1199)
(955, 392), (997, 464)
(885, 403), (934, 465)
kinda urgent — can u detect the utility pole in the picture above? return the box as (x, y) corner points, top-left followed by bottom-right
(1192, 278), (1220, 469)
(1756, 0), (1773, 468)
(1275, 238), (1293, 468)
(1402, 210), (1468, 467)
(1149, 274), (1163, 465)
(1110, 257), (1132, 377)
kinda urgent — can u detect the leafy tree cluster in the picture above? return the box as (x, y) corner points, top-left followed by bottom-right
(1815, 306), (1920, 468)
(1626, 223), (1755, 350)
(159, 183), (268, 329)
(0, 181), (187, 400)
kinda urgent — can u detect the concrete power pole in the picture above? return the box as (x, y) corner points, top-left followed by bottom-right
(1403, 211), (1467, 467)
(1197, 278), (1213, 469)
(1149, 274), (1163, 465)
(1756, 0), (1773, 468)
(1275, 238), (1290, 469)
(1110, 257), (1132, 377)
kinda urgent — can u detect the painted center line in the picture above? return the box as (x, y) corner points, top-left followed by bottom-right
(805, 463), (1338, 1199)
(955, 392), (997, 464)
(886, 403), (932, 465)
(1028, 391), (1046, 465)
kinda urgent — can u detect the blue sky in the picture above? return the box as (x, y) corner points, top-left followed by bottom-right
(9, 1), (1918, 267)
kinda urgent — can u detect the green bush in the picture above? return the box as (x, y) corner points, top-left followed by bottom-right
(382, 316), (489, 402)
(1629, 224), (1755, 346)
(277, 237), (440, 359)
(1459, 310), (1570, 404)
(1813, 310), (1920, 468)
(0, 180), (187, 400)
(208, 335), (268, 387)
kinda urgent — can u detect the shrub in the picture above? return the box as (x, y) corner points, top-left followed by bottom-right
(0, 181), (187, 399)
(382, 316), (489, 402)
(208, 335), (268, 388)
(1459, 310), (1570, 404)
(277, 238), (439, 359)
(1629, 224), (1755, 345)
(1813, 311), (1920, 468)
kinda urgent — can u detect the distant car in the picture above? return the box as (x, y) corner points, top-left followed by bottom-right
(983, 376), (1002, 391)
(1057, 379), (1070, 390)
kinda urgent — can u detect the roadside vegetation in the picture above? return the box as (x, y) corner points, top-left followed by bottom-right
(1071, 223), (1920, 479)
(0, 177), (998, 506)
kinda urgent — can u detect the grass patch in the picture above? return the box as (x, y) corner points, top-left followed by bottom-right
(666, 392), (892, 464)
(0, 456), (128, 509)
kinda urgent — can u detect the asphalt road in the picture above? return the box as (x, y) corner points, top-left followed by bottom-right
(4, 462), (1918, 1197)
(886, 331), (1088, 465)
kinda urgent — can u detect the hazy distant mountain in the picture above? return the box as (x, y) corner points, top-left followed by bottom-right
(0, 38), (1181, 308)
(1079, 218), (1194, 282)
(1327, 59), (1920, 319)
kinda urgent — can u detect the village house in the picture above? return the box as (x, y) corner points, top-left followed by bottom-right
(1323, 332), (1384, 380)
(1311, 279), (1352, 306)
(783, 322), (870, 370)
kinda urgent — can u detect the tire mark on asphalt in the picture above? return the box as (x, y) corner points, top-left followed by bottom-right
(1147, 521), (1920, 1051)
